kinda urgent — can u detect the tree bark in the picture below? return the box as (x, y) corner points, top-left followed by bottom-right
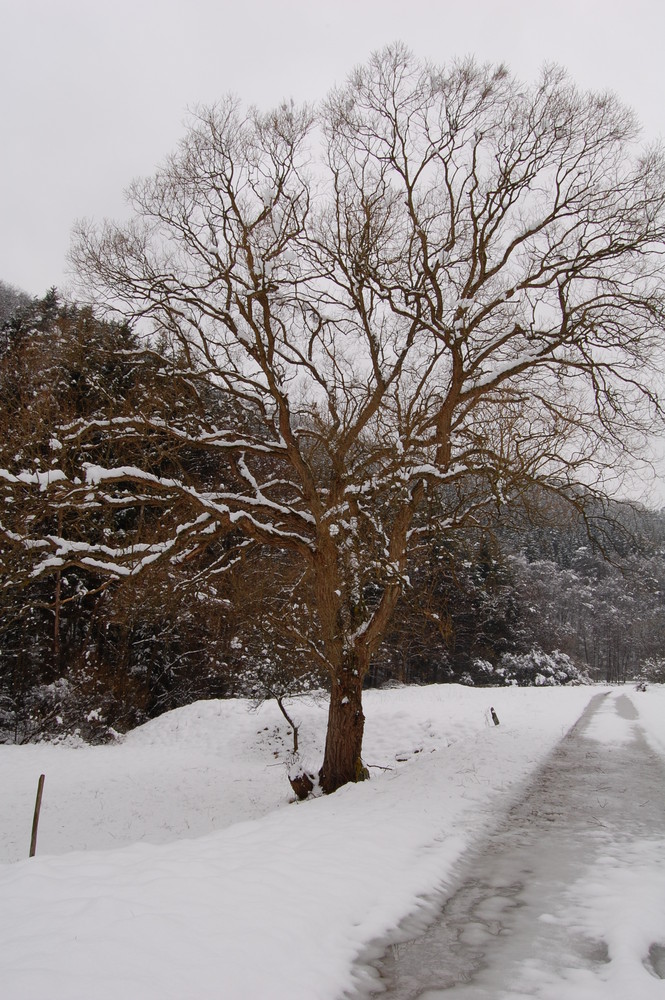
(319, 650), (369, 793)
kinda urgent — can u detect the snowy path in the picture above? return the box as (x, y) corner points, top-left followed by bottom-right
(359, 691), (665, 999)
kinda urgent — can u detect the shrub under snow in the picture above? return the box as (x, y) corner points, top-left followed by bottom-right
(473, 648), (588, 687)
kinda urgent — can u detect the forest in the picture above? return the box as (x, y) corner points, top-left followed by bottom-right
(1, 284), (664, 748)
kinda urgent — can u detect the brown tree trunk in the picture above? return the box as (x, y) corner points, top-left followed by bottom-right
(53, 570), (61, 661)
(319, 650), (369, 794)
(53, 510), (63, 670)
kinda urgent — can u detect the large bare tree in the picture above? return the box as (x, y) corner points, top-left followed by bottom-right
(4, 47), (665, 790)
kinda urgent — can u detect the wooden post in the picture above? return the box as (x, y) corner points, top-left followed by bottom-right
(29, 774), (45, 858)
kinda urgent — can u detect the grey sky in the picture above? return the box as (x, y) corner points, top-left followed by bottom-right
(1, 0), (664, 503)
(2, 0), (664, 296)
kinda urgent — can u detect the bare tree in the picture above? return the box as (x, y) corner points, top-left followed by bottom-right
(5, 46), (665, 791)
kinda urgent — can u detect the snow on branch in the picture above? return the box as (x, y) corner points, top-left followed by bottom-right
(0, 469), (68, 490)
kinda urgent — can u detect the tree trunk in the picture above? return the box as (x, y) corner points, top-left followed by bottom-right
(53, 510), (63, 670)
(319, 651), (369, 794)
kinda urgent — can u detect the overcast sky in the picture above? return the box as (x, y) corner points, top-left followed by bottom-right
(1, 0), (664, 502)
(2, 0), (664, 297)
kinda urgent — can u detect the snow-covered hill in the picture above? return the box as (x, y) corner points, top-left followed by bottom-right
(0, 684), (662, 999)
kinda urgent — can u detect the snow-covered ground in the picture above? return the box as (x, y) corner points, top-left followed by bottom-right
(0, 683), (662, 999)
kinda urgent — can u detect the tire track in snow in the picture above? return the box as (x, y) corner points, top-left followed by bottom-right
(352, 691), (665, 999)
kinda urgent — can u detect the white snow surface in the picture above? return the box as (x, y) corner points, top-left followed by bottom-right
(0, 683), (663, 999)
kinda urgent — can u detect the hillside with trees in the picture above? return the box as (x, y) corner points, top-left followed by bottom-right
(2, 287), (664, 752)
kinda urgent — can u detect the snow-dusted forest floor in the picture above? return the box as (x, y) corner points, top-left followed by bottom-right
(0, 684), (663, 999)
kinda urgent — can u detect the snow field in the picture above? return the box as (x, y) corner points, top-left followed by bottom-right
(0, 684), (660, 999)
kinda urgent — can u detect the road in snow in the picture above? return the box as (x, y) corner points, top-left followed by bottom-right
(356, 691), (665, 999)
